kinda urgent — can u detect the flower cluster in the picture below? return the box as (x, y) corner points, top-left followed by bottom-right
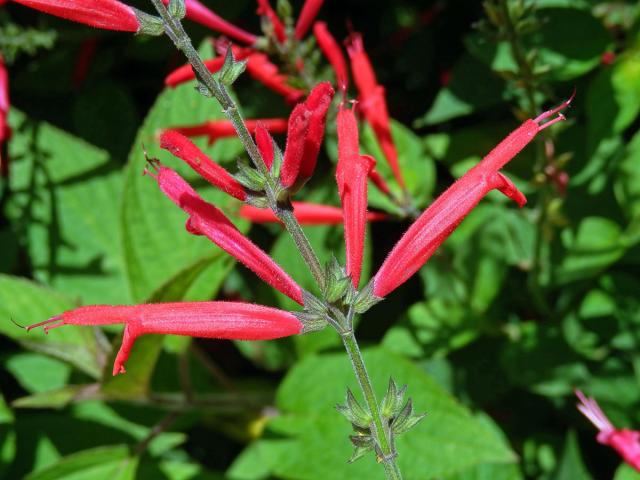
(22, 0), (570, 383)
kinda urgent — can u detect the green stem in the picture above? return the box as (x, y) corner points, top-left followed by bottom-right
(150, 6), (402, 479)
(499, 0), (537, 115)
(499, 0), (552, 314)
(341, 331), (402, 480)
(149, 0), (325, 289)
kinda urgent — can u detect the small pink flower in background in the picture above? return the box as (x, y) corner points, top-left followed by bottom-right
(240, 201), (386, 225)
(294, 0), (324, 40)
(372, 97), (572, 298)
(256, 0), (286, 44)
(27, 302), (302, 375)
(313, 21), (349, 92)
(347, 33), (405, 189)
(148, 162), (304, 305)
(164, 118), (287, 145)
(0, 55), (9, 177)
(12, 0), (141, 32)
(576, 390), (640, 472)
(162, 0), (257, 45)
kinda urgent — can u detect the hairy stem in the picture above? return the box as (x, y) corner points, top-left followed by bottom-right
(342, 331), (402, 480)
(150, 5), (402, 478)
(149, 0), (325, 289)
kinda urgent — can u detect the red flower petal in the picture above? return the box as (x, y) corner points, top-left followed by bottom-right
(13, 0), (139, 32)
(27, 302), (302, 375)
(160, 130), (247, 201)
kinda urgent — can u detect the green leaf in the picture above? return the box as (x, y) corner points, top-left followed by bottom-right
(556, 217), (627, 284)
(217, 48), (248, 85)
(5, 109), (128, 304)
(0, 275), (102, 378)
(615, 129), (640, 220)
(614, 464), (640, 480)
(229, 348), (516, 479)
(5, 352), (70, 394)
(25, 445), (137, 480)
(551, 431), (593, 480)
(466, 8), (611, 81)
(416, 54), (507, 126)
(12, 385), (90, 410)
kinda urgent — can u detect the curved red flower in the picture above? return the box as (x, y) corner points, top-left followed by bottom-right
(149, 163), (304, 305)
(372, 98), (572, 298)
(28, 302), (302, 375)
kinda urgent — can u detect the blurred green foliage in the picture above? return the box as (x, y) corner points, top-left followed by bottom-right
(2, 0), (640, 478)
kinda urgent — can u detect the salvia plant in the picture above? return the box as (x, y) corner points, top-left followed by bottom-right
(2, 0), (640, 479)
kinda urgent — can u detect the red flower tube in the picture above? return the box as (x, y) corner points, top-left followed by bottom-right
(372, 99), (572, 298)
(162, 0), (257, 45)
(166, 118), (288, 145)
(576, 390), (640, 472)
(336, 106), (373, 287)
(240, 201), (386, 225)
(27, 302), (303, 375)
(164, 47), (253, 87)
(72, 37), (99, 89)
(255, 123), (276, 170)
(313, 21), (348, 92)
(294, 0), (324, 40)
(347, 33), (405, 188)
(148, 163), (304, 305)
(13, 0), (141, 32)
(0, 55), (9, 177)
(280, 82), (334, 189)
(245, 52), (306, 103)
(257, 0), (286, 44)
(160, 130), (247, 200)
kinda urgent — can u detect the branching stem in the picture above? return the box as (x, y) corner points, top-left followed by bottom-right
(148, 3), (404, 477)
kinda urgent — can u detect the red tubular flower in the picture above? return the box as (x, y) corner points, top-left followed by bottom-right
(148, 163), (304, 305)
(280, 82), (334, 189)
(294, 0), (324, 40)
(372, 98), (572, 298)
(164, 47), (253, 87)
(27, 302), (302, 375)
(576, 390), (640, 472)
(337, 106), (373, 287)
(0, 55), (9, 177)
(12, 0), (140, 32)
(240, 201), (386, 225)
(347, 33), (405, 188)
(313, 21), (349, 92)
(255, 123), (276, 170)
(72, 37), (99, 89)
(256, 0), (286, 44)
(166, 118), (287, 145)
(162, 0), (257, 45)
(245, 52), (306, 103)
(160, 130), (247, 200)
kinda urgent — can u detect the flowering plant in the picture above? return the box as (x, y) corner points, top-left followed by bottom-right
(1, 1), (639, 479)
